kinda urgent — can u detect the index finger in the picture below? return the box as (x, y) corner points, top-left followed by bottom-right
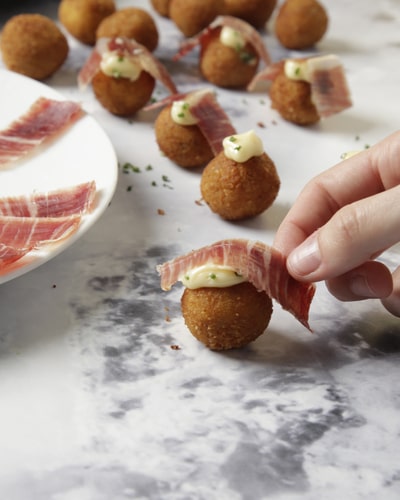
(274, 130), (400, 256)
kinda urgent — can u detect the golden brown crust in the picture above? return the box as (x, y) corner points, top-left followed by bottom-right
(275, 0), (328, 50)
(150, 0), (171, 17)
(154, 106), (213, 168)
(0, 14), (69, 80)
(96, 8), (159, 52)
(223, 0), (277, 29)
(181, 282), (273, 350)
(169, 0), (224, 37)
(200, 28), (259, 89)
(200, 150), (280, 220)
(269, 72), (320, 125)
(58, 0), (116, 46)
(92, 70), (155, 116)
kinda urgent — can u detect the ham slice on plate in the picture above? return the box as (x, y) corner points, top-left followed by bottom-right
(0, 97), (84, 166)
(0, 181), (96, 217)
(0, 215), (82, 248)
(157, 239), (315, 330)
(0, 243), (31, 268)
(78, 36), (177, 94)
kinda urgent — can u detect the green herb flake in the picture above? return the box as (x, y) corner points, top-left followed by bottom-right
(209, 273), (217, 280)
(146, 164), (153, 171)
(229, 136), (237, 143)
(234, 145), (242, 151)
(122, 162), (141, 173)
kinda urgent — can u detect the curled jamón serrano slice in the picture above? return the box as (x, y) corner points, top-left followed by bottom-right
(157, 239), (315, 329)
(174, 15), (271, 66)
(78, 37), (177, 94)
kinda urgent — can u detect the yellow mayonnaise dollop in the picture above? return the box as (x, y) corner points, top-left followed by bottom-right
(220, 26), (246, 50)
(284, 59), (310, 82)
(100, 51), (142, 80)
(223, 130), (264, 163)
(171, 100), (198, 125)
(180, 264), (245, 289)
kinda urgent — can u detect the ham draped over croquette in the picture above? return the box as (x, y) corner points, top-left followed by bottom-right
(78, 36), (177, 94)
(173, 15), (271, 66)
(157, 239), (315, 329)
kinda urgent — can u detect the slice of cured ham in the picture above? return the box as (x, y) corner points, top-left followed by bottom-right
(0, 214), (81, 248)
(0, 181), (96, 217)
(174, 15), (271, 66)
(0, 97), (84, 166)
(306, 54), (352, 118)
(0, 243), (31, 268)
(188, 89), (236, 155)
(78, 37), (177, 94)
(157, 239), (315, 330)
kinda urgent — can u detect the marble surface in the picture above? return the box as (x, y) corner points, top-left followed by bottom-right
(1, 0), (400, 498)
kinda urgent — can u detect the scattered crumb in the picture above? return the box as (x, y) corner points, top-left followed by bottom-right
(257, 121), (266, 128)
(195, 198), (204, 206)
(157, 208), (166, 215)
(52, 284), (56, 288)
(170, 345), (181, 350)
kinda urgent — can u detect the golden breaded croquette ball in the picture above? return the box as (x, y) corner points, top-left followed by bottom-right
(92, 70), (155, 116)
(169, 0), (225, 37)
(151, 0), (171, 17)
(96, 8), (159, 52)
(58, 0), (116, 46)
(269, 71), (319, 125)
(155, 105), (213, 168)
(0, 14), (68, 80)
(200, 27), (259, 89)
(201, 143), (280, 220)
(181, 282), (273, 350)
(275, 0), (328, 50)
(224, 0), (277, 29)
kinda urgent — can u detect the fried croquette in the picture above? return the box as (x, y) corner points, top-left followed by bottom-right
(275, 0), (328, 50)
(169, 0), (225, 37)
(92, 70), (155, 116)
(0, 14), (68, 80)
(151, 0), (170, 17)
(181, 282), (273, 350)
(200, 27), (259, 88)
(96, 8), (159, 52)
(201, 141), (280, 220)
(223, 0), (277, 29)
(58, 0), (116, 46)
(155, 105), (213, 168)
(269, 71), (319, 125)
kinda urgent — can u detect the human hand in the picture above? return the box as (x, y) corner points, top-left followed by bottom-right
(273, 130), (400, 316)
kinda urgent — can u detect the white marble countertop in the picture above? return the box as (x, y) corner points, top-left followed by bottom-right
(1, 1), (400, 498)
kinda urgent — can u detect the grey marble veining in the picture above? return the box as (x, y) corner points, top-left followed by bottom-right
(0, 0), (400, 499)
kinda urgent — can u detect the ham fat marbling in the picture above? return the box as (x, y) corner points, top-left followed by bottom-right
(0, 97), (83, 166)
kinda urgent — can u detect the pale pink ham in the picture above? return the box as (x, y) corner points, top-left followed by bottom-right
(173, 15), (271, 66)
(157, 239), (315, 329)
(0, 181), (96, 217)
(0, 243), (31, 269)
(306, 55), (352, 118)
(247, 61), (285, 91)
(0, 215), (81, 248)
(0, 97), (84, 166)
(78, 37), (178, 94)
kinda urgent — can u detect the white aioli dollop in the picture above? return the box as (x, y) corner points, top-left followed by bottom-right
(180, 264), (245, 289)
(170, 100), (198, 125)
(223, 130), (264, 163)
(284, 59), (310, 81)
(220, 26), (246, 50)
(100, 51), (142, 80)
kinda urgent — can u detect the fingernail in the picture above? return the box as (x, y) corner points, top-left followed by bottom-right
(288, 232), (321, 277)
(350, 275), (379, 298)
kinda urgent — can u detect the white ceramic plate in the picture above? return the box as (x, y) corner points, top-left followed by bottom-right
(0, 69), (118, 284)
